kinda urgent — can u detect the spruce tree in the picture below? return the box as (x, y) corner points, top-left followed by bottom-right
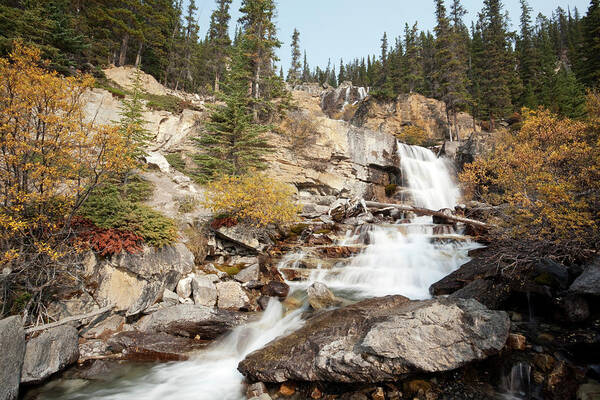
(479, 0), (517, 128)
(208, 0), (233, 92)
(287, 28), (302, 83)
(302, 51), (311, 82)
(338, 59), (346, 84)
(117, 67), (152, 161)
(193, 39), (271, 183)
(403, 23), (424, 94)
(581, 0), (600, 86)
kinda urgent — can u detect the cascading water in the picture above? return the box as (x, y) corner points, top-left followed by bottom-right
(36, 143), (478, 400)
(397, 142), (460, 210)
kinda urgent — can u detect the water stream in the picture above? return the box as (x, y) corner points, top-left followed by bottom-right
(31, 144), (480, 400)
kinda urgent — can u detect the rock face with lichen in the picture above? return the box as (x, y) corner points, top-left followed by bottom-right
(238, 296), (509, 383)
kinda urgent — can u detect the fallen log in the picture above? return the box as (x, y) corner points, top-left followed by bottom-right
(25, 304), (114, 334)
(364, 201), (493, 230)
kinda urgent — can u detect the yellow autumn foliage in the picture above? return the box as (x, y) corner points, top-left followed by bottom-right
(203, 173), (300, 226)
(460, 94), (600, 259)
(0, 43), (134, 267)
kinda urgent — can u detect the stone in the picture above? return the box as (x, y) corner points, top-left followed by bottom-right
(126, 281), (164, 316)
(203, 264), (228, 279)
(137, 304), (245, 339)
(79, 339), (111, 360)
(372, 387), (385, 400)
(307, 282), (340, 310)
(310, 387), (323, 399)
(249, 395), (272, 400)
(145, 152), (171, 173)
(238, 297), (510, 383)
(449, 278), (511, 310)
(176, 276), (193, 299)
(247, 382), (268, 398)
(577, 380), (600, 400)
(21, 325), (80, 384)
(215, 224), (266, 253)
(261, 281), (290, 298)
(570, 259), (600, 296)
(107, 331), (205, 361)
(216, 281), (251, 310)
(82, 314), (126, 339)
(163, 289), (179, 305)
(106, 243), (194, 281)
(507, 333), (527, 351)
(532, 259), (569, 289)
(559, 295), (590, 323)
(0, 316), (25, 400)
(279, 382), (296, 396)
(234, 264), (260, 283)
(258, 296), (272, 311)
(534, 354), (556, 372)
(192, 274), (218, 307)
(95, 265), (147, 311)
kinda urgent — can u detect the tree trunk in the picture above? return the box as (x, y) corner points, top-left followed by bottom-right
(214, 70), (220, 93)
(253, 62), (261, 121)
(364, 201), (493, 231)
(135, 42), (143, 68)
(119, 34), (129, 67)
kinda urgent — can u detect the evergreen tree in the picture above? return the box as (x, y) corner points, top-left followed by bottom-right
(479, 0), (517, 127)
(238, 0), (281, 120)
(287, 28), (301, 83)
(553, 68), (587, 118)
(580, 0), (600, 86)
(517, 0), (540, 107)
(117, 67), (152, 161)
(193, 39), (271, 182)
(338, 59), (346, 84)
(302, 51), (310, 82)
(403, 23), (424, 94)
(380, 32), (388, 66)
(208, 0), (233, 92)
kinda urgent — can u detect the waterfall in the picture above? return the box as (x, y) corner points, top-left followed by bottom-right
(500, 362), (532, 399)
(397, 142), (460, 210)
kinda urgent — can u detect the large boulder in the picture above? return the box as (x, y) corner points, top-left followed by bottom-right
(238, 296), (509, 383)
(0, 316), (25, 400)
(192, 274), (218, 307)
(570, 258), (600, 296)
(106, 243), (194, 280)
(21, 325), (79, 384)
(214, 224), (267, 253)
(307, 282), (341, 310)
(137, 304), (246, 339)
(216, 281), (251, 310)
(107, 331), (205, 361)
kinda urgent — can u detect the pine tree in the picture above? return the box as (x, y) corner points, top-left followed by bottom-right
(208, 0), (233, 92)
(338, 59), (346, 84)
(381, 32), (389, 66)
(238, 0), (281, 120)
(435, 0), (469, 140)
(580, 0), (600, 85)
(302, 51), (310, 82)
(517, 0), (540, 108)
(479, 0), (517, 128)
(403, 23), (424, 94)
(287, 28), (302, 83)
(117, 67), (152, 161)
(193, 39), (271, 182)
(553, 68), (587, 118)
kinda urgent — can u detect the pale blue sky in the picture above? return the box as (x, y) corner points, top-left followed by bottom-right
(193, 0), (592, 72)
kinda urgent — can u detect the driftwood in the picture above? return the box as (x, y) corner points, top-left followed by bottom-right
(364, 201), (493, 230)
(25, 304), (114, 334)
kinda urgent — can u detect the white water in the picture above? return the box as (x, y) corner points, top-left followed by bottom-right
(39, 143), (476, 400)
(397, 142), (460, 210)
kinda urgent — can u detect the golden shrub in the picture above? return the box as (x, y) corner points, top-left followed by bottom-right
(395, 125), (430, 146)
(202, 173), (300, 226)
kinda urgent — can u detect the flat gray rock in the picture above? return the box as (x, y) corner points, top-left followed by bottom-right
(137, 304), (246, 339)
(238, 296), (509, 383)
(21, 325), (79, 384)
(570, 259), (600, 296)
(0, 316), (25, 399)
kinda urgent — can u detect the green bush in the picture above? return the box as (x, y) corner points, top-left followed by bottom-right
(79, 181), (177, 248)
(165, 153), (187, 173)
(385, 184), (398, 197)
(143, 93), (185, 113)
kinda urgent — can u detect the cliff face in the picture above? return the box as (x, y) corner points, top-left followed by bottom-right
(351, 93), (480, 141)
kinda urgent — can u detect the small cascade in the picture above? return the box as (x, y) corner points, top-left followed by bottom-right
(500, 362), (532, 399)
(397, 142), (460, 210)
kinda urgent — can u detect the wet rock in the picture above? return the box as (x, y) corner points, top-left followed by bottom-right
(107, 331), (205, 361)
(0, 316), (25, 400)
(73, 359), (122, 381)
(577, 380), (600, 400)
(372, 387), (385, 400)
(22, 325), (79, 384)
(176, 276), (193, 299)
(258, 296), (272, 310)
(558, 294), (590, 323)
(449, 278), (511, 310)
(321, 83), (368, 118)
(79, 339), (110, 360)
(216, 281), (250, 310)
(307, 282), (341, 310)
(570, 258), (600, 296)
(234, 264), (260, 283)
(238, 296), (509, 383)
(82, 314), (125, 339)
(279, 382), (296, 396)
(506, 333), (526, 351)
(247, 382), (268, 398)
(249, 395), (272, 400)
(533, 259), (569, 290)
(126, 281), (164, 316)
(192, 275), (218, 307)
(137, 304), (246, 339)
(262, 281), (290, 298)
(430, 253), (496, 295)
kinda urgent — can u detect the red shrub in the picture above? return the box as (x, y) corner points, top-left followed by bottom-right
(210, 216), (238, 230)
(72, 217), (143, 257)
